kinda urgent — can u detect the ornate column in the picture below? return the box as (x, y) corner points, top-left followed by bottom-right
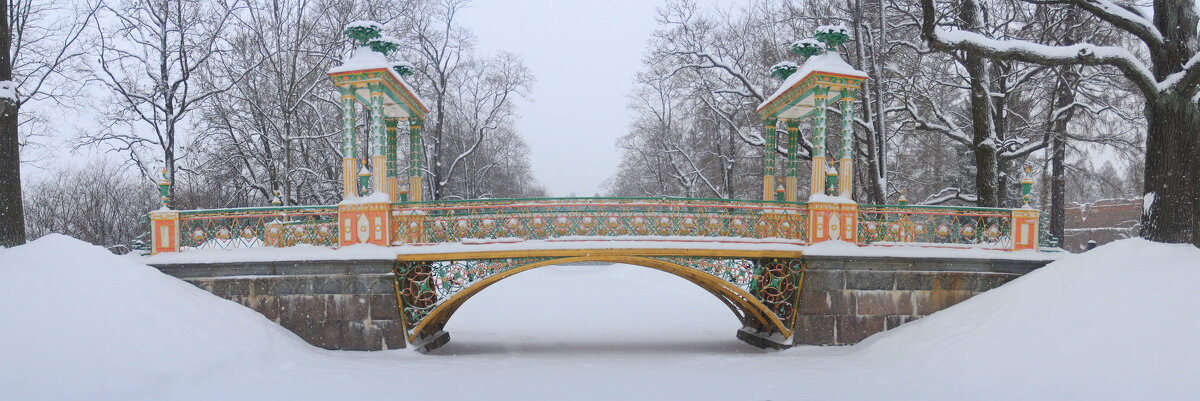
(785, 119), (799, 202)
(838, 88), (857, 198)
(339, 85), (358, 199)
(385, 118), (400, 201)
(762, 118), (777, 201)
(809, 86), (830, 197)
(368, 83), (388, 200)
(408, 117), (424, 202)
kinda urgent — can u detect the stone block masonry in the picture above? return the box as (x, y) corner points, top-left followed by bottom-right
(793, 255), (1050, 346)
(151, 254), (1053, 350)
(153, 259), (406, 351)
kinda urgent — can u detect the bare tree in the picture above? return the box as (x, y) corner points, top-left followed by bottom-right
(23, 160), (160, 251)
(84, 0), (245, 206)
(919, 0), (1200, 244)
(0, 0), (96, 246)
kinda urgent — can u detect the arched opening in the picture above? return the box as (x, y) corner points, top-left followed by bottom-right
(405, 255), (792, 353)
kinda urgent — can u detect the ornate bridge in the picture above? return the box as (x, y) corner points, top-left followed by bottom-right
(144, 24), (1054, 352)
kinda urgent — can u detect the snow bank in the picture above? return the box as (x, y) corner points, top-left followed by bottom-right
(0, 235), (315, 400)
(848, 238), (1200, 399)
(3, 235), (1197, 400)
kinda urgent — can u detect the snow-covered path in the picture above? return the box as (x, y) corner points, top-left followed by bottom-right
(3, 235), (1199, 400)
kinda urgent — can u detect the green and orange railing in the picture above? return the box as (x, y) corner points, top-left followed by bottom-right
(143, 196), (1054, 254)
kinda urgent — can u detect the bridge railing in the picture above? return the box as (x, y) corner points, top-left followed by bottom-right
(390, 197), (809, 245)
(152, 197), (1047, 253)
(856, 204), (1015, 250)
(178, 206), (339, 250)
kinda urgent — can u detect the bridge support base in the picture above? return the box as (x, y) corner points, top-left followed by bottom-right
(412, 330), (451, 354)
(736, 326), (791, 350)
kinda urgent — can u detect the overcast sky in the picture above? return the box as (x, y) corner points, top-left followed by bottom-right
(458, 0), (662, 196)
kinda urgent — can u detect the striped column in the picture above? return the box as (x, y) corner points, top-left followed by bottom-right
(408, 117), (424, 202)
(785, 119), (799, 202)
(385, 118), (399, 201)
(368, 83), (388, 200)
(838, 89), (857, 198)
(810, 86), (830, 197)
(762, 118), (777, 201)
(339, 85), (358, 199)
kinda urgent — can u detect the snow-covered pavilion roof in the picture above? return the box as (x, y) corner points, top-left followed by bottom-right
(329, 47), (428, 118)
(757, 52), (867, 119)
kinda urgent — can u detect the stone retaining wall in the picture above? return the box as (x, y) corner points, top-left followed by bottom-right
(794, 256), (1049, 345)
(154, 260), (406, 351)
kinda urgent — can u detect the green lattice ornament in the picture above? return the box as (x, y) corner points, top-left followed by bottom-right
(770, 61), (799, 79)
(345, 21), (383, 46)
(815, 24), (850, 50)
(790, 39), (824, 59)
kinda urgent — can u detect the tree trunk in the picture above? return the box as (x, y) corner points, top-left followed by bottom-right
(0, 0), (26, 247)
(1049, 69), (1076, 244)
(961, 0), (998, 207)
(1142, 91), (1196, 243)
(1144, 1), (1198, 244)
(852, 0), (888, 204)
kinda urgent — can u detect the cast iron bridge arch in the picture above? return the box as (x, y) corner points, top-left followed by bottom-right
(394, 250), (805, 352)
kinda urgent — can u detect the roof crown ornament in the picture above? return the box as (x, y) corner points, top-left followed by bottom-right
(790, 38), (825, 60)
(344, 21), (401, 57)
(814, 24), (850, 51)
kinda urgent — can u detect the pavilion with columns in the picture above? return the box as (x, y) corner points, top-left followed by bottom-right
(327, 21), (429, 204)
(325, 21), (429, 246)
(757, 25), (868, 243)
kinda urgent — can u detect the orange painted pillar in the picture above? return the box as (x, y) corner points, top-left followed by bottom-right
(338, 202), (392, 247)
(806, 201), (858, 245)
(1011, 209), (1040, 251)
(150, 209), (180, 254)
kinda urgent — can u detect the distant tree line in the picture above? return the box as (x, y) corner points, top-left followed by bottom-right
(5, 0), (545, 249)
(608, 0), (1152, 244)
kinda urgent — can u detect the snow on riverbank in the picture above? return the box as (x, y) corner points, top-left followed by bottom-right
(2, 235), (1198, 400)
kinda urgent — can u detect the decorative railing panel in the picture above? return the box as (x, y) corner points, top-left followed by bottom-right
(391, 197), (808, 244)
(856, 205), (1014, 249)
(179, 206), (339, 250)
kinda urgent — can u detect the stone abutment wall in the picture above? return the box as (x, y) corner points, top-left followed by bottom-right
(154, 260), (406, 351)
(794, 255), (1050, 345)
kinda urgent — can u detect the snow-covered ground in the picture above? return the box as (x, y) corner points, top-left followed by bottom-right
(2, 234), (1198, 400)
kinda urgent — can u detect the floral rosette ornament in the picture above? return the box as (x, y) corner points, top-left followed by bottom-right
(814, 24), (850, 50)
(790, 38), (824, 59)
(770, 61), (799, 79)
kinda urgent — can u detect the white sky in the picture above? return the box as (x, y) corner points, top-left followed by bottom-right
(458, 0), (662, 196)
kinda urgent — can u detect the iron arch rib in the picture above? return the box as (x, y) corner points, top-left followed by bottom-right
(393, 250), (804, 353)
